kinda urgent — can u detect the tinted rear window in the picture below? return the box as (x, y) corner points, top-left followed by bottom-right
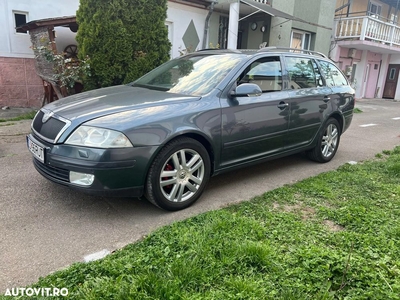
(318, 60), (349, 87)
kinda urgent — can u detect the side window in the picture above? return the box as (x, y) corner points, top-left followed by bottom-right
(286, 57), (318, 89)
(318, 60), (348, 87)
(238, 56), (282, 92)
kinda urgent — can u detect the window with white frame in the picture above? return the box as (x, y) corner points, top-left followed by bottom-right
(368, 1), (382, 18)
(290, 30), (311, 50)
(13, 11), (28, 33)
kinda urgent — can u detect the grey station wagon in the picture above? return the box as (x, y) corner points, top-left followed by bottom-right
(27, 48), (355, 211)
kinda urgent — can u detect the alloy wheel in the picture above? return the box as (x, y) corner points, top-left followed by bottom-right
(321, 123), (338, 158)
(159, 149), (205, 203)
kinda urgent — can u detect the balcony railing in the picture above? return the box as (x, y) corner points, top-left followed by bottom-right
(334, 15), (400, 47)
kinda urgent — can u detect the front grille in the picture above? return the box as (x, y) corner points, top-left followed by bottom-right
(33, 158), (70, 182)
(32, 110), (68, 142)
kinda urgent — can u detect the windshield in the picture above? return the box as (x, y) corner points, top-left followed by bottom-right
(132, 54), (243, 96)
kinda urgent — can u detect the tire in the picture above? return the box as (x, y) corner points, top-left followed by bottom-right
(307, 118), (341, 163)
(145, 137), (211, 211)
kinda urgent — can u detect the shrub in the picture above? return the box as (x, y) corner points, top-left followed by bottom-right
(76, 0), (171, 90)
(32, 41), (90, 96)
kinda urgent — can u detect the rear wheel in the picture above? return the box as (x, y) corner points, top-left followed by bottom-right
(307, 118), (341, 163)
(145, 137), (210, 211)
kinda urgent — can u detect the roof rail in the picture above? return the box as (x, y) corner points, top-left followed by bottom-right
(195, 48), (242, 54)
(257, 47), (328, 58)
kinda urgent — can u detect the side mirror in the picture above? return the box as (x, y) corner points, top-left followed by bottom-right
(230, 83), (262, 98)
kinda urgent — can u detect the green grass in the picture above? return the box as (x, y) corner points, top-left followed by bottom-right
(0, 110), (37, 123)
(4, 147), (400, 299)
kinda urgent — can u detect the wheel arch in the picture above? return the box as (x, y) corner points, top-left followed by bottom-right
(182, 132), (215, 174)
(328, 112), (344, 135)
(144, 130), (216, 181)
(307, 116), (341, 163)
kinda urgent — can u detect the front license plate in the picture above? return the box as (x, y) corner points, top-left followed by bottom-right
(27, 137), (45, 163)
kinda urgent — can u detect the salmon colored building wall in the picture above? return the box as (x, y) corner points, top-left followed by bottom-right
(0, 57), (43, 108)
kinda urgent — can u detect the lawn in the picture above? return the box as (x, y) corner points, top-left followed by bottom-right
(3, 146), (400, 299)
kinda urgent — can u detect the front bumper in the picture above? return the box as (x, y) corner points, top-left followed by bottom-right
(28, 134), (158, 197)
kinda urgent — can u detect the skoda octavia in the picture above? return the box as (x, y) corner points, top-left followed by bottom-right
(27, 48), (355, 210)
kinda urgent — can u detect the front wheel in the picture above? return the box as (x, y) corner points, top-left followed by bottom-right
(307, 118), (341, 163)
(145, 137), (211, 211)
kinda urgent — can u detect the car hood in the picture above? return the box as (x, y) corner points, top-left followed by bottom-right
(44, 85), (200, 122)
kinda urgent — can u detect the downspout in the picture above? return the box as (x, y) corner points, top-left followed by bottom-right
(202, 1), (217, 49)
(367, 0), (371, 16)
(375, 59), (382, 98)
(346, 0), (350, 17)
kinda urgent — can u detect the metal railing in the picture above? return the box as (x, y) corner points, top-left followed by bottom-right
(257, 47), (328, 58)
(334, 15), (400, 46)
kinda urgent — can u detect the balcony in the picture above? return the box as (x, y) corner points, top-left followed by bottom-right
(334, 14), (400, 53)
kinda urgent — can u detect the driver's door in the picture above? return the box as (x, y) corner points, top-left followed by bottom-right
(219, 56), (290, 168)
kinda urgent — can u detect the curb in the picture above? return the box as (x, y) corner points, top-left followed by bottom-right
(0, 107), (38, 120)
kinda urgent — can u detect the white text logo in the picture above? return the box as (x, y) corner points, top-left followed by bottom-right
(4, 287), (68, 297)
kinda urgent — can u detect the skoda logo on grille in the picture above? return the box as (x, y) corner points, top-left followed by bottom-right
(42, 110), (54, 123)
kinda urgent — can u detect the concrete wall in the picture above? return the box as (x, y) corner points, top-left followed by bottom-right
(269, 0), (295, 48)
(311, 1), (336, 54)
(270, 0), (336, 55)
(246, 20), (266, 49)
(167, 2), (225, 58)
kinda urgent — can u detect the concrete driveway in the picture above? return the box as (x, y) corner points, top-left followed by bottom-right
(0, 99), (399, 292)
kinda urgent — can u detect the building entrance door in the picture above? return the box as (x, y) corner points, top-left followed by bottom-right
(383, 64), (400, 99)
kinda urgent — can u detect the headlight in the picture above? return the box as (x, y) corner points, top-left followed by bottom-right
(65, 126), (133, 148)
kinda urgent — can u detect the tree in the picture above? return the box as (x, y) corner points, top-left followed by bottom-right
(76, 0), (171, 90)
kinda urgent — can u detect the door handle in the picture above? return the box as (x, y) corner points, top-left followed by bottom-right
(323, 96), (331, 103)
(277, 102), (289, 109)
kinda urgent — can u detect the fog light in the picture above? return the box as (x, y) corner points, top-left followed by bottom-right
(70, 171), (95, 186)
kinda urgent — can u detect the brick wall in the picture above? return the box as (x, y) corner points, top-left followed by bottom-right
(0, 57), (44, 108)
